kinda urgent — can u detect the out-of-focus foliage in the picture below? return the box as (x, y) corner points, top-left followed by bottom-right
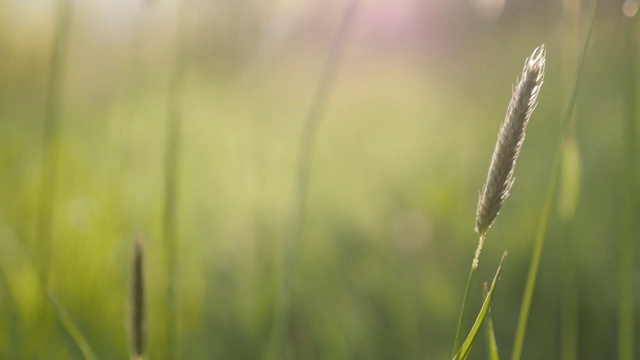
(0, 0), (637, 359)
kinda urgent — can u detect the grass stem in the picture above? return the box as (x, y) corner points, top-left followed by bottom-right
(36, 0), (72, 287)
(483, 282), (500, 360)
(453, 253), (507, 360)
(510, 2), (598, 359)
(618, 7), (638, 360)
(266, 2), (358, 358)
(163, 0), (191, 357)
(558, 2), (581, 358)
(452, 234), (483, 356)
(509, 173), (556, 360)
(559, 222), (578, 360)
(46, 292), (98, 360)
(462, 43), (545, 359)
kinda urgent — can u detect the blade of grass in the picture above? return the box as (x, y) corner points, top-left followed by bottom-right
(31, 0), (72, 356)
(453, 252), (507, 360)
(266, 1), (358, 359)
(558, 2), (582, 359)
(108, 1), (154, 189)
(558, 142), (581, 360)
(559, 220), (578, 360)
(618, 6), (638, 360)
(510, 163), (557, 360)
(36, 0), (72, 287)
(46, 292), (98, 360)
(1, 230), (95, 358)
(483, 282), (500, 360)
(451, 235), (481, 356)
(162, 0), (191, 357)
(510, 1), (598, 360)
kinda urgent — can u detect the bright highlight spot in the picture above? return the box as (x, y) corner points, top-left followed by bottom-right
(623, 0), (639, 17)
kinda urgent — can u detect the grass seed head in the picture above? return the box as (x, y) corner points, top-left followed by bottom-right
(475, 45), (546, 235)
(130, 236), (146, 359)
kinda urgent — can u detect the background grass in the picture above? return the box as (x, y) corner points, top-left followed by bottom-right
(0, 0), (638, 359)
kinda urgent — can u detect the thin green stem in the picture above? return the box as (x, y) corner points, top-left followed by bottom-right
(454, 253), (507, 360)
(618, 9), (638, 360)
(560, 223), (578, 360)
(266, 2), (358, 359)
(31, 0), (72, 356)
(46, 292), (98, 360)
(511, 1), (598, 359)
(558, 2), (581, 359)
(452, 233), (484, 357)
(36, 0), (72, 288)
(510, 172), (557, 360)
(452, 267), (477, 357)
(484, 282), (500, 360)
(163, 0), (191, 357)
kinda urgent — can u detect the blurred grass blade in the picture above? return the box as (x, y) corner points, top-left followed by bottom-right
(46, 292), (97, 360)
(618, 3), (639, 360)
(267, 1), (358, 359)
(37, 0), (72, 286)
(483, 282), (500, 360)
(163, 0), (191, 356)
(453, 252), (507, 360)
(559, 226), (578, 360)
(558, 2), (583, 356)
(511, 2), (598, 360)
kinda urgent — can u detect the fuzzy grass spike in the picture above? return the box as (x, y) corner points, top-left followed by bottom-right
(476, 45), (546, 236)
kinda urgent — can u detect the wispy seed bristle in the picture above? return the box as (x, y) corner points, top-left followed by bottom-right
(475, 45), (546, 235)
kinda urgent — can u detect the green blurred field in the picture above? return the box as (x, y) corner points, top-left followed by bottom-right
(0, 1), (638, 359)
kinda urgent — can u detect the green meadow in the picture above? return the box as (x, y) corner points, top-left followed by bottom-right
(0, 1), (637, 359)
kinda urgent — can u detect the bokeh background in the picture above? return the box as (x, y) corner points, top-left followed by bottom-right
(0, 0), (638, 359)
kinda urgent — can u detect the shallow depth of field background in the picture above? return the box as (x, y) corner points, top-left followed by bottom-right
(0, 0), (638, 359)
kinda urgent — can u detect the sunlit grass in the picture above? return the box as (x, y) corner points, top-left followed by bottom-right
(0, 1), (636, 358)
